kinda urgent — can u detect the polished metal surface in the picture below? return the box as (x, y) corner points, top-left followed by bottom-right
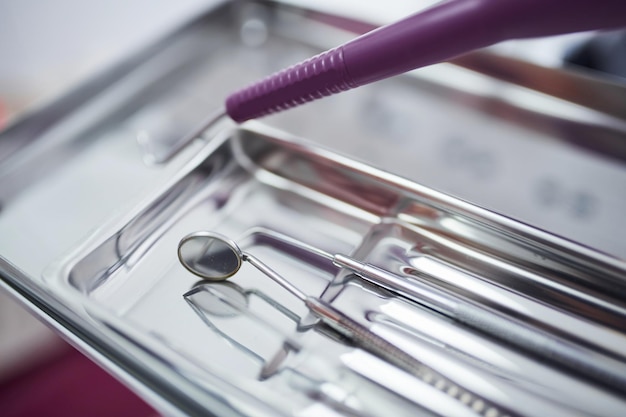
(34, 125), (626, 416)
(1, 1), (626, 417)
(179, 231), (515, 417)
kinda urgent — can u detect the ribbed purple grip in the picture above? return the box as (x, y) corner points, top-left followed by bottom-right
(226, 47), (356, 123)
(225, 0), (626, 123)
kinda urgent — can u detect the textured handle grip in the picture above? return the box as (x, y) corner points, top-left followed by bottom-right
(305, 297), (514, 417)
(225, 47), (356, 123)
(225, 0), (626, 123)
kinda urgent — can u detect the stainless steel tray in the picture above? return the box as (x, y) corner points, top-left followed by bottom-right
(1, 1), (626, 416)
(44, 124), (626, 416)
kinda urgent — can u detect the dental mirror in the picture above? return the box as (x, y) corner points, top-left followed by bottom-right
(178, 231), (243, 281)
(177, 230), (511, 417)
(178, 231), (307, 299)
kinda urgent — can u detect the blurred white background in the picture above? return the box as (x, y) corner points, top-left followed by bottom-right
(0, 0), (218, 125)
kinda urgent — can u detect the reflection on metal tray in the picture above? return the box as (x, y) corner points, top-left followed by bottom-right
(45, 125), (626, 417)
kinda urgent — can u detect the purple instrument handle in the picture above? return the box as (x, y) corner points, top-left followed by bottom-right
(225, 0), (626, 123)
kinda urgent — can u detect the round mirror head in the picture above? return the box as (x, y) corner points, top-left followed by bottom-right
(178, 232), (243, 281)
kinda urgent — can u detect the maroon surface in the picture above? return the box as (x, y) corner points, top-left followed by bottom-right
(0, 343), (158, 417)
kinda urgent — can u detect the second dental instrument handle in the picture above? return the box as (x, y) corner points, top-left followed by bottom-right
(225, 0), (626, 122)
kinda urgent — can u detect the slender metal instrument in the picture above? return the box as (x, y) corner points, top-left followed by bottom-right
(178, 230), (515, 417)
